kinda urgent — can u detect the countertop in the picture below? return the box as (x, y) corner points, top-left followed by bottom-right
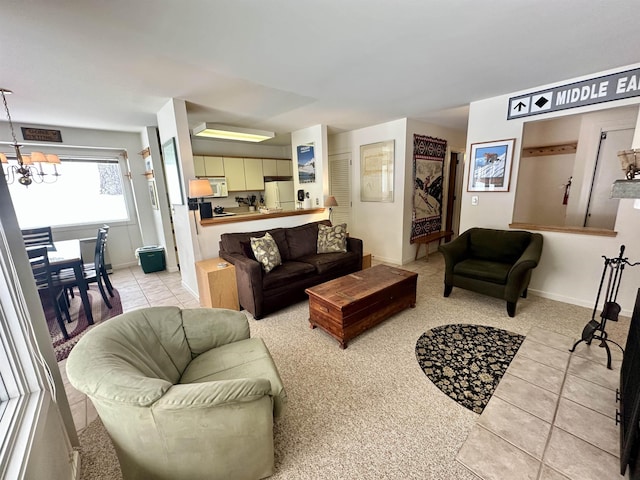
(200, 207), (326, 226)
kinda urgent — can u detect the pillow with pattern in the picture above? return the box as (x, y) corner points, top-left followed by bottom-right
(317, 223), (347, 254)
(250, 232), (282, 273)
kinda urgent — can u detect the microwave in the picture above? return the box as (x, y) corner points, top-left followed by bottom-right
(208, 177), (229, 198)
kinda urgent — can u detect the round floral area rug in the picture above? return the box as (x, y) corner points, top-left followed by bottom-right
(415, 324), (525, 414)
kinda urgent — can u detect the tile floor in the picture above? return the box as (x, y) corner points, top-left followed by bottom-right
(59, 263), (627, 480)
(457, 326), (627, 480)
(59, 266), (200, 433)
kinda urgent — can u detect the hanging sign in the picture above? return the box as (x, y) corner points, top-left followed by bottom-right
(508, 67), (640, 120)
(21, 127), (63, 142)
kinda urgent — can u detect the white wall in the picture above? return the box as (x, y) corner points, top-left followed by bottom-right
(330, 118), (466, 265)
(291, 125), (328, 209)
(157, 99), (199, 296)
(463, 62), (640, 315)
(404, 119), (467, 263)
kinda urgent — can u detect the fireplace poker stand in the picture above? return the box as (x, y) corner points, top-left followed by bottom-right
(569, 245), (639, 369)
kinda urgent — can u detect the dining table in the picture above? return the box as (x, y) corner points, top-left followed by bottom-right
(44, 239), (94, 326)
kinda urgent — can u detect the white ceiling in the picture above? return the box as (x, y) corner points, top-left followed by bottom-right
(2, 1), (640, 146)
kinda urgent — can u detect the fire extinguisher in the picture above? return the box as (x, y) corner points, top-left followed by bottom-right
(563, 177), (572, 205)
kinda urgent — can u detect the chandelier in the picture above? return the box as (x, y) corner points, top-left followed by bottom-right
(0, 88), (61, 186)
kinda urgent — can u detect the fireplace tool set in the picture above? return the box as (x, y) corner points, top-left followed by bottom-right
(569, 245), (639, 369)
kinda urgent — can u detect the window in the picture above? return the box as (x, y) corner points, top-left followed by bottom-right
(0, 178), (59, 478)
(7, 157), (129, 229)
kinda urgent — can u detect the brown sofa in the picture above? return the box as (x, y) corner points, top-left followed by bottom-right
(219, 220), (363, 319)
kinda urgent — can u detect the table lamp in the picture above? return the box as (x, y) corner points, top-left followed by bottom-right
(188, 179), (214, 233)
(325, 195), (338, 223)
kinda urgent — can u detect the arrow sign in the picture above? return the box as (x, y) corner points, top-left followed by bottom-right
(509, 97), (530, 116)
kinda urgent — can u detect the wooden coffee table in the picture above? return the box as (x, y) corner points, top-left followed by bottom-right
(306, 264), (418, 349)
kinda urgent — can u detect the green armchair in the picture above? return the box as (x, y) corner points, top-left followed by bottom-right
(438, 228), (543, 317)
(66, 306), (287, 480)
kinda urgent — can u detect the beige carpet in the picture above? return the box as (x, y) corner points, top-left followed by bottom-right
(79, 256), (630, 479)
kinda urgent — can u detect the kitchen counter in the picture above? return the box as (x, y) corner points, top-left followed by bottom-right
(200, 208), (326, 226)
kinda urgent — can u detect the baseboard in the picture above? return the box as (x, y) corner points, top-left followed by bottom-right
(70, 449), (80, 480)
(528, 288), (633, 318)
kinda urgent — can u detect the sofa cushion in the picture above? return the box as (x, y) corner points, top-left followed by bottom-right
(240, 241), (256, 261)
(317, 223), (347, 253)
(262, 261), (316, 289)
(221, 228), (290, 261)
(298, 251), (359, 275)
(179, 337), (287, 417)
(469, 229), (531, 263)
(251, 232), (282, 273)
(286, 220), (330, 259)
(454, 259), (512, 284)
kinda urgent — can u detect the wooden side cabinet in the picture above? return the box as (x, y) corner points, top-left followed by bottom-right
(362, 252), (372, 270)
(195, 257), (239, 310)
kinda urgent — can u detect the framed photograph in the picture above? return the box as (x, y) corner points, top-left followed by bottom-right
(148, 180), (159, 210)
(297, 144), (316, 183)
(161, 137), (184, 205)
(360, 140), (394, 202)
(467, 138), (516, 192)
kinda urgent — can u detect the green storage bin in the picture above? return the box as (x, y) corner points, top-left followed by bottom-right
(136, 246), (166, 273)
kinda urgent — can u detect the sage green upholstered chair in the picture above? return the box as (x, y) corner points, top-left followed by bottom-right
(438, 228), (543, 317)
(66, 306), (287, 480)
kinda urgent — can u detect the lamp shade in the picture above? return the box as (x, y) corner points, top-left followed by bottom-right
(189, 179), (214, 198)
(45, 154), (61, 164)
(30, 151), (46, 163)
(325, 195), (338, 207)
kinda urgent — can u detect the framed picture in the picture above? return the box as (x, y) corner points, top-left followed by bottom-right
(467, 138), (516, 192)
(297, 144), (316, 183)
(161, 137), (184, 205)
(360, 140), (394, 202)
(148, 180), (159, 210)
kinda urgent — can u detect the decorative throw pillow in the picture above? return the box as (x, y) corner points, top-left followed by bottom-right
(250, 232), (282, 273)
(317, 223), (348, 254)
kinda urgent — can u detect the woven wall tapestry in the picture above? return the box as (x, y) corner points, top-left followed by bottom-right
(411, 134), (447, 243)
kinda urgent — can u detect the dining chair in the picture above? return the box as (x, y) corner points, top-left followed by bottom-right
(21, 226), (54, 247)
(60, 226), (114, 309)
(28, 246), (71, 340)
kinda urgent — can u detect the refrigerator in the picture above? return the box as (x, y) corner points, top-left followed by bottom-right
(264, 181), (295, 211)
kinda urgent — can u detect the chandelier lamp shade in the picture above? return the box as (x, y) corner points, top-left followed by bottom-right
(1, 88), (61, 186)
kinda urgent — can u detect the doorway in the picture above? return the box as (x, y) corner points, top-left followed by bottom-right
(445, 151), (464, 238)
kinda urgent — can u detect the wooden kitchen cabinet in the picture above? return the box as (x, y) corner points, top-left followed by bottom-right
(193, 156), (206, 177)
(203, 156), (225, 177)
(223, 157), (246, 191)
(277, 159), (293, 176)
(244, 158), (264, 190)
(262, 158), (278, 176)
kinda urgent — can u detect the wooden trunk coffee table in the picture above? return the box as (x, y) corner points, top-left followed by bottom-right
(306, 264), (418, 349)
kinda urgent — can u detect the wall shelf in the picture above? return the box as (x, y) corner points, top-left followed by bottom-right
(522, 143), (578, 157)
